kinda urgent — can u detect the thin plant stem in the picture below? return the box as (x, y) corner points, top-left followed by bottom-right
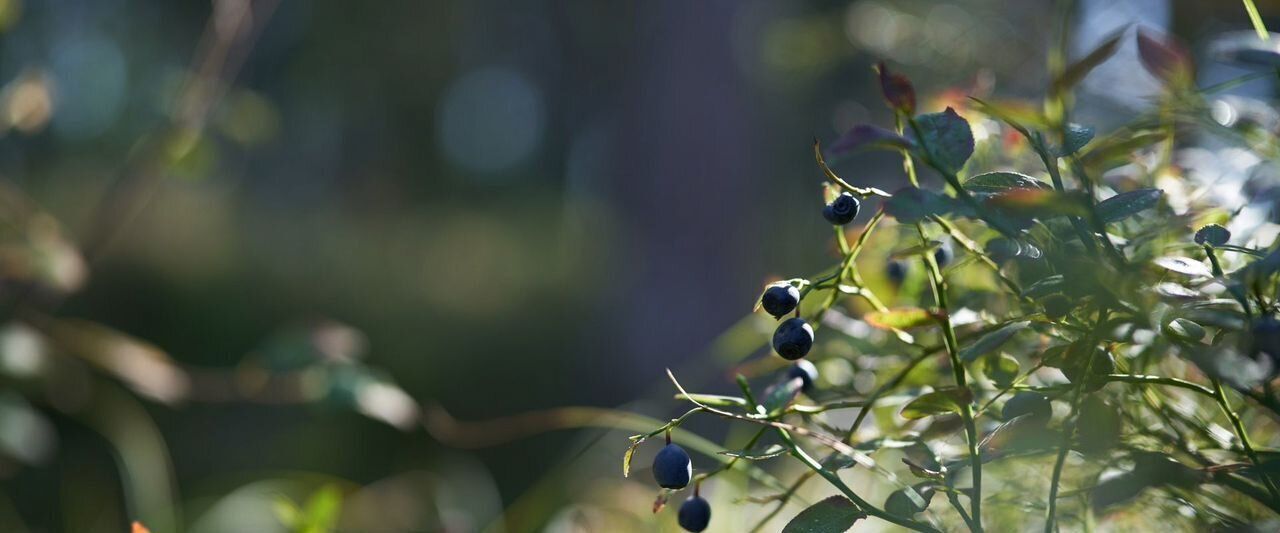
(1210, 379), (1280, 505)
(1044, 308), (1109, 532)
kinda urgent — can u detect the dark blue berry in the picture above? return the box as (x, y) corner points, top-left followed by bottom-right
(787, 360), (819, 391)
(1194, 224), (1230, 246)
(652, 443), (691, 489)
(772, 318), (814, 360)
(985, 238), (1020, 263)
(822, 192), (860, 225)
(677, 495), (711, 532)
(761, 284), (800, 318)
(1002, 391), (1052, 425)
(886, 260), (908, 285)
(934, 243), (953, 268)
(1041, 294), (1072, 320)
(1254, 316), (1280, 359)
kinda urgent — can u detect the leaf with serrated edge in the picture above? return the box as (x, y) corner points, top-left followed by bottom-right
(910, 108), (974, 174)
(964, 171), (1050, 195)
(1097, 189), (1162, 222)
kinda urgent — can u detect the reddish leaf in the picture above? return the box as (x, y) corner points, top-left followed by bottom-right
(653, 491), (670, 514)
(876, 62), (916, 114)
(985, 188), (1088, 217)
(1137, 28), (1193, 85)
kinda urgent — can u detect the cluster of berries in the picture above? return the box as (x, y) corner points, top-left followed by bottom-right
(650, 438), (710, 531)
(650, 190), (966, 530)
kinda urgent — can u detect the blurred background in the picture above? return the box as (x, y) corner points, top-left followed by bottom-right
(0, 0), (1276, 531)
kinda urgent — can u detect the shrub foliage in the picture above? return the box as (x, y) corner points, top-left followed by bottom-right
(629, 29), (1280, 532)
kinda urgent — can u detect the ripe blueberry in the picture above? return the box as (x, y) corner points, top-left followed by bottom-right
(1253, 316), (1280, 364)
(761, 284), (800, 318)
(1041, 294), (1072, 320)
(985, 238), (1020, 263)
(787, 360), (819, 391)
(772, 318), (814, 360)
(886, 259), (908, 285)
(822, 192), (860, 225)
(1001, 391), (1052, 425)
(652, 443), (692, 489)
(934, 243), (953, 268)
(677, 495), (711, 532)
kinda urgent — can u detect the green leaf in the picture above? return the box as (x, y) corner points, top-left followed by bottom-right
(865, 307), (938, 330)
(1154, 282), (1200, 300)
(1058, 123), (1096, 156)
(762, 377), (805, 414)
(900, 388), (973, 419)
(1097, 188), (1162, 223)
(884, 187), (964, 223)
(673, 393), (749, 408)
(910, 107), (974, 174)
(1022, 275), (1065, 299)
(1181, 306), (1247, 331)
(901, 458), (944, 481)
(623, 439), (643, 477)
(963, 171), (1050, 195)
(820, 454), (859, 471)
(1164, 318), (1205, 342)
(968, 97), (1045, 137)
(1235, 246), (1280, 282)
(718, 444), (788, 461)
(1088, 472), (1148, 511)
(959, 321), (1030, 362)
(1194, 224), (1230, 246)
(782, 495), (865, 533)
(985, 352), (1021, 389)
(1153, 256), (1213, 278)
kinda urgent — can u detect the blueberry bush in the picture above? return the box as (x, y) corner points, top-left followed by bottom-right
(627, 24), (1280, 533)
